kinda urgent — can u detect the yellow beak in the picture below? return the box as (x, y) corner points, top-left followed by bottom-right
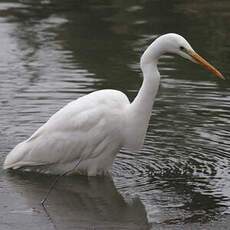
(188, 51), (224, 80)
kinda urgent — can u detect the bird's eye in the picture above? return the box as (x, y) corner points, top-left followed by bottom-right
(180, 46), (185, 51)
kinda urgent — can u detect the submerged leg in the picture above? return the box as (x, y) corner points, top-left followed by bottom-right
(40, 159), (82, 229)
(41, 159), (81, 205)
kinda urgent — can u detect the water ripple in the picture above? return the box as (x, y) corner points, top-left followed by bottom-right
(0, 1), (230, 227)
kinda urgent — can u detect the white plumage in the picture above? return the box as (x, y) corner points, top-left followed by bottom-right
(4, 90), (130, 175)
(3, 33), (223, 176)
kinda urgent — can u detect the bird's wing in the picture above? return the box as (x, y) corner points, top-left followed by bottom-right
(4, 90), (128, 169)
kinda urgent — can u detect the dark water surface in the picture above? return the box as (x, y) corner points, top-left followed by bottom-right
(0, 1), (230, 229)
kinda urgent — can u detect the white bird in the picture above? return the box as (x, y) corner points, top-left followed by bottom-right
(3, 33), (224, 176)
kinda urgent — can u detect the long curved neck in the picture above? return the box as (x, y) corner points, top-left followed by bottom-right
(131, 62), (160, 113)
(131, 39), (162, 113)
(123, 41), (161, 151)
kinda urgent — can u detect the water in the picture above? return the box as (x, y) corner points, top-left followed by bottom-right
(0, 0), (230, 229)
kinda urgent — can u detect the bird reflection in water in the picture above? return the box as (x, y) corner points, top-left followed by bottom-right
(5, 172), (150, 230)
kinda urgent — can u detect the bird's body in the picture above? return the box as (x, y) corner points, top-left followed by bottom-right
(3, 34), (223, 176)
(4, 90), (130, 175)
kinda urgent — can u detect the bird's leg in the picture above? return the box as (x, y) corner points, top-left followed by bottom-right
(40, 159), (82, 229)
(41, 174), (64, 206)
(41, 159), (82, 206)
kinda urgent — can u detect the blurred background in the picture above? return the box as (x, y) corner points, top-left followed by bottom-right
(0, 0), (229, 229)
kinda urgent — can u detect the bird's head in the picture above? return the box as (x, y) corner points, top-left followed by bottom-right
(143, 33), (224, 79)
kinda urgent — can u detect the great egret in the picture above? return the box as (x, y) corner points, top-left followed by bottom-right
(3, 33), (224, 176)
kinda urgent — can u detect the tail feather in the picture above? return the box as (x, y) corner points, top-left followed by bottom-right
(3, 141), (29, 169)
